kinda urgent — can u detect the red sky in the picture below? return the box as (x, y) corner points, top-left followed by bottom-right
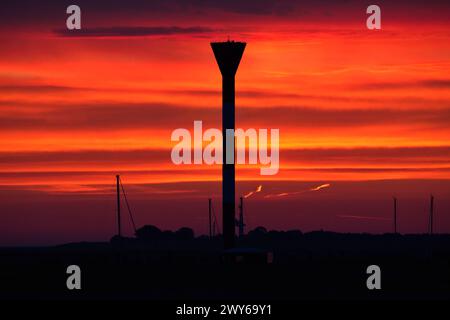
(0, 1), (450, 245)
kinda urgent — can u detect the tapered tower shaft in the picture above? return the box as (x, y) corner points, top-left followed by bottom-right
(211, 41), (246, 249)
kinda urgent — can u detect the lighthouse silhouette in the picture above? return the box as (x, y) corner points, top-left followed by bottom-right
(211, 40), (246, 249)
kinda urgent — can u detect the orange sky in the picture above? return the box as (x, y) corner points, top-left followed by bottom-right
(1, 17), (450, 190)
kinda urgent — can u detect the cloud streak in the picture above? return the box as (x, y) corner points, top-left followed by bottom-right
(337, 215), (391, 221)
(353, 79), (450, 90)
(264, 183), (331, 198)
(244, 185), (262, 198)
(1, 103), (450, 131)
(54, 26), (216, 38)
(1, 147), (449, 167)
(3, 0), (450, 30)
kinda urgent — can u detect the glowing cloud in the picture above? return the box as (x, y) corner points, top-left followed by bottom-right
(337, 215), (390, 221)
(264, 183), (331, 198)
(310, 183), (331, 191)
(244, 185), (263, 199)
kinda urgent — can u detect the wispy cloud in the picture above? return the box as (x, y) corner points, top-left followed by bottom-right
(353, 79), (450, 90)
(54, 26), (216, 38)
(264, 183), (330, 198)
(2, 147), (449, 168)
(244, 185), (262, 198)
(2, 103), (450, 132)
(337, 215), (390, 221)
(310, 183), (330, 191)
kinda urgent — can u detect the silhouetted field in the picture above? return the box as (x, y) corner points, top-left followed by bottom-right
(1, 227), (449, 300)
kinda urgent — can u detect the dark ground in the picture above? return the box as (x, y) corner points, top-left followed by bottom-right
(1, 230), (449, 300)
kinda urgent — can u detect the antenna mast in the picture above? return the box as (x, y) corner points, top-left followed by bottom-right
(208, 198), (212, 239)
(393, 197), (397, 234)
(429, 195), (434, 235)
(116, 174), (121, 237)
